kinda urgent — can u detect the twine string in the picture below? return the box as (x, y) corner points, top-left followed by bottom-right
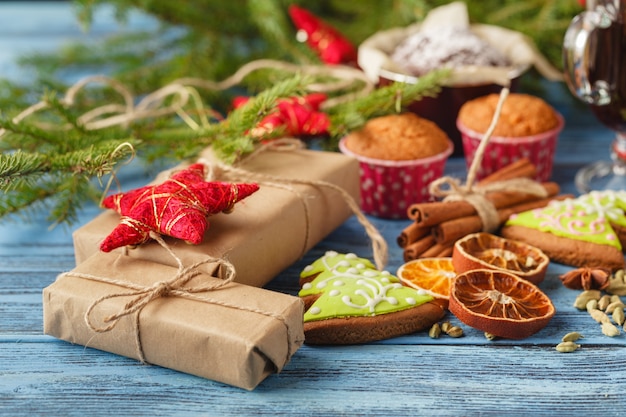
(64, 232), (297, 366)
(0, 59), (373, 139)
(428, 87), (547, 233)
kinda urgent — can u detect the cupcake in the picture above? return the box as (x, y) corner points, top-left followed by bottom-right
(457, 93), (564, 181)
(339, 113), (453, 219)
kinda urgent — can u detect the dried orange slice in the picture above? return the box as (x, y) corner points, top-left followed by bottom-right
(397, 257), (456, 300)
(449, 269), (555, 339)
(452, 232), (549, 285)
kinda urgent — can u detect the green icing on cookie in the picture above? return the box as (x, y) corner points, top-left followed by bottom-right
(506, 190), (626, 250)
(300, 251), (376, 281)
(299, 251), (433, 322)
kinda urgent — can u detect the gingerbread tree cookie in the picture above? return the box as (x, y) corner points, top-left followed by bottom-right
(502, 191), (626, 271)
(298, 251), (445, 345)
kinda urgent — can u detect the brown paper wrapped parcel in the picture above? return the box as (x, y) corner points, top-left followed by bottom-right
(73, 148), (360, 288)
(43, 250), (305, 390)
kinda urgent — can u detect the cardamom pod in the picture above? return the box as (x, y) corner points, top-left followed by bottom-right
(555, 341), (580, 353)
(440, 321), (452, 333)
(586, 299), (599, 312)
(428, 323), (441, 339)
(573, 290), (602, 310)
(611, 284), (626, 296)
(610, 294), (623, 304)
(589, 308), (611, 324)
(446, 326), (464, 338)
(601, 321), (620, 337)
(484, 332), (497, 341)
(612, 307), (625, 326)
(607, 271), (626, 296)
(605, 301), (626, 314)
(598, 294), (612, 311)
(561, 332), (584, 342)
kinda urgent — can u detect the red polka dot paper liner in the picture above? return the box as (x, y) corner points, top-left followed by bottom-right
(458, 112), (564, 183)
(339, 138), (453, 219)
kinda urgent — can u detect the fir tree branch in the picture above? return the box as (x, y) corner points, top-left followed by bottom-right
(326, 68), (451, 141)
(137, 74), (312, 164)
(0, 151), (50, 191)
(0, 139), (138, 224)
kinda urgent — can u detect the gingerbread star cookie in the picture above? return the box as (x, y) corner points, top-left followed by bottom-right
(298, 251), (446, 345)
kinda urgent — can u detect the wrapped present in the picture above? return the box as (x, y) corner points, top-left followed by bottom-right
(73, 147), (360, 287)
(43, 248), (305, 390)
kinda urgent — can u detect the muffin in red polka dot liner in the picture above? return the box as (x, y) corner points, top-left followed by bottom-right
(339, 113), (453, 219)
(457, 93), (564, 182)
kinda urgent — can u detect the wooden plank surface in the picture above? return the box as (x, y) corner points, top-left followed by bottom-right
(1, 2), (626, 416)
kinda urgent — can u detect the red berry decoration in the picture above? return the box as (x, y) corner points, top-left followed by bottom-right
(100, 163), (259, 252)
(233, 93), (330, 137)
(288, 5), (357, 65)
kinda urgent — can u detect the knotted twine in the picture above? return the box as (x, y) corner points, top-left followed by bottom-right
(59, 231), (301, 367)
(428, 87), (548, 232)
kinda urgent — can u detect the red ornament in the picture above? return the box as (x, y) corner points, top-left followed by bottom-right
(233, 93), (330, 137)
(288, 5), (357, 65)
(100, 163), (259, 252)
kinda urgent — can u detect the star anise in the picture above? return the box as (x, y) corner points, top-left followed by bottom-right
(559, 267), (611, 290)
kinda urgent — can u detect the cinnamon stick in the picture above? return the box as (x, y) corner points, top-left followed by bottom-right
(433, 194), (573, 246)
(478, 158), (536, 185)
(397, 223), (431, 248)
(403, 235), (435, 262)
(436, 246), (453, 258)
(420, 242), (454, 259)
(407, 182), (560, 226)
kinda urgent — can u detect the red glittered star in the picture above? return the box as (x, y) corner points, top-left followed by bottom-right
(99, 163), (259, 252)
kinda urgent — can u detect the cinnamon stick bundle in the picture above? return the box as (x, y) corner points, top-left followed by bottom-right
(406, 158), (547, 225)
(407, 182), (559, 226)
(432, 194), (573, 246)
(398, 159), (566, 262)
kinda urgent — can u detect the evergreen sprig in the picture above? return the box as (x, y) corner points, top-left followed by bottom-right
(326, 69), (451, 141)
(0, 89), (140, 224)
(136, 73), (312, 164)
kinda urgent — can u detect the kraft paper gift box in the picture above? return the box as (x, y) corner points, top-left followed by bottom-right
(43, 250), (305, 390)
(72, 148), (360, 288)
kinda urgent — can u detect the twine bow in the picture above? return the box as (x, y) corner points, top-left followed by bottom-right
(63, 232), (297, 366)
(428, 87), (547, 233)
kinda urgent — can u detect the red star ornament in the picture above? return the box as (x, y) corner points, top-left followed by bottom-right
(233, 93), (330, 137)
(99, 163), (259, 252)
(288, 5), (357, 66)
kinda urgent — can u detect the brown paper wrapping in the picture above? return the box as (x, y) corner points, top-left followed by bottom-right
(43, 250), (305, 390)
(73, 148), (360, 287)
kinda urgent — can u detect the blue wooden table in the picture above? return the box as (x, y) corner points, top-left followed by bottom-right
(2, 2), (625, 416)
